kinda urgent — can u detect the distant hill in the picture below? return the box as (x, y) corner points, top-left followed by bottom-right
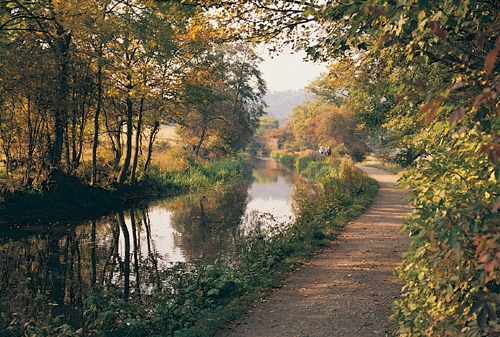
(263, 89), (314, 124)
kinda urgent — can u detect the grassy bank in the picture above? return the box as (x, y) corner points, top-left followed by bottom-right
(0, 153), (244, 236)
(1, 153), (378, 337)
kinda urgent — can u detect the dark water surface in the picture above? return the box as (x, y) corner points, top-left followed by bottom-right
(0, 158), (300, 331)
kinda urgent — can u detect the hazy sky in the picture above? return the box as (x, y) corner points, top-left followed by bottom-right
(258, 48), (328, 93)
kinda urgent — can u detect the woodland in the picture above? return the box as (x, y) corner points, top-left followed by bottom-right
(1, 0), (500, 336)
(0, 0), (267, 193)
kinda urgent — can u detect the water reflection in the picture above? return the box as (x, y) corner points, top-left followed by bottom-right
(165, 183), (249, 260)
(241, 158), (297, 235)
(112, 157), (299, 263)
(0, 158), (299, 334)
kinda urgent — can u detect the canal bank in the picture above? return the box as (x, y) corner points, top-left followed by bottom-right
(0, 157), (377, 336)
(0, 155), (245, 238)
(215, 166), (411, 337)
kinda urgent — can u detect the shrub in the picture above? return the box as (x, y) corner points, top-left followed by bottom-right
(392, 123), (500, 336)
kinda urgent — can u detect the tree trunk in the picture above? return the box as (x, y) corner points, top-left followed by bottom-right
(64, 123), (71, 172)
(144, 121), (159, 173)
(52, 32), (72, 167)
(74, 102), (85, 169)
(70, 105), (78, 170)
(117, 94), (133, 183)
(194, 118), (207, 156)
(91, 55), (102, 186)
(69, 99), (85, 171)
(52, 96), (66, 167)
(129, 98), (144, 183)
(103, 107), (123, 170)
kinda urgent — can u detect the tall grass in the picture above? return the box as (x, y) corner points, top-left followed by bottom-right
(145, 151), (244, 194)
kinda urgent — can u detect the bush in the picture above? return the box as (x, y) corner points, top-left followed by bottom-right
(391, 123), (500, 336)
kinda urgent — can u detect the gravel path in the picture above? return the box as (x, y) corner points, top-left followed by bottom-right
(215, 166), (411, 337)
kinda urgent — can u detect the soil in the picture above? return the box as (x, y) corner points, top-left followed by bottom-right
(215, 166), (411, 337)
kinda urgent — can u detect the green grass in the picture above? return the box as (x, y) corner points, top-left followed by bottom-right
(0, 155), (245, 237)
(0, 155), (378, 337)
(146, 155), (244, 193)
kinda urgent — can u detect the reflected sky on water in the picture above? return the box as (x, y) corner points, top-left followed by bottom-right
(0, 158), (301, 334)
(114, 157), (299, 264)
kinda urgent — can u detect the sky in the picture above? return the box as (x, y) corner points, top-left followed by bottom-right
(258, 48), (328, 93)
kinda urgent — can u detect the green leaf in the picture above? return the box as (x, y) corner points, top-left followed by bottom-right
(207, 288), (220, 296)
(469, 219), (477, 234)
(303, 7), (315, 17)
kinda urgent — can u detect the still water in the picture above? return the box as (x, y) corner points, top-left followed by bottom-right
(111, 158), (299, 265)
(0, 158), (300, 331)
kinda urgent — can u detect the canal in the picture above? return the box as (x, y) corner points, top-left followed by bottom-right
(0, 158), (300, 333)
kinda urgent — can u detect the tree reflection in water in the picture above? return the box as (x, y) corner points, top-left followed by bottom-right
(0, 158), (299, 334)
(168, 183), (249, 260)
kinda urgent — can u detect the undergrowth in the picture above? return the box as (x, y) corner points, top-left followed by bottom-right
(1, 154), (378, 337)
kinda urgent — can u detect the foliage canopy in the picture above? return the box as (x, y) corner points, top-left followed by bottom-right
(196, 0), (500, 334)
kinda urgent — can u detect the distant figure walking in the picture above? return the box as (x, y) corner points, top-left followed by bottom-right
(326, 147), (331, 156)
(319, 146), (325, 155)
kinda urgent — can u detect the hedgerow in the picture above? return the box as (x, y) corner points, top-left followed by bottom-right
(392, 121), (500, 336)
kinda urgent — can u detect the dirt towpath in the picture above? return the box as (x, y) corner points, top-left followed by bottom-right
(215, 166), (411, 337)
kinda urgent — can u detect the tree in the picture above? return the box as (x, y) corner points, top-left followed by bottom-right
(255, 116), (279, 136)
(104, 1), (219, 182)
(288, 99), (368, 160)
(264, 125), (294, 146)
(0, 0), (224, 186)
(177, 43), (267, 157)
(306, 51), (406, 164)
(288, 100), (322, 149)
(314, 106), (369, 162)
(0, 0), (80, 166)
